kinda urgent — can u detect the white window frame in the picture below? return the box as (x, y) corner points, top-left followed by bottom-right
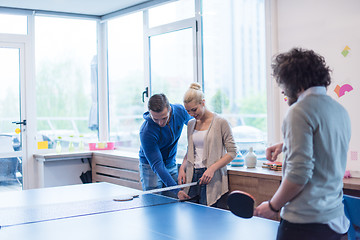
(265, 0), (280, 145)
(0, 14), (34, 189)
(142, 0), (203, 105)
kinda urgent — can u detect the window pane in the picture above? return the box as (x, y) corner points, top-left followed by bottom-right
(0, 14), (27, 34)
(0, 48), (23, 191)
(148, 0), (195, 27)
(0, 156), (22, 192)
(150, 28), (194, 103)
(0, 48), (20, 135)
(108, 12), (144, 152)
(202, 0), (267, 159)
(35, 17), (98, 150)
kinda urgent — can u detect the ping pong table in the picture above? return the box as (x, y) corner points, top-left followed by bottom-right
(0, 182), (279, 240)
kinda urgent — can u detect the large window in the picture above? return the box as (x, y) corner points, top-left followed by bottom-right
(107, 0), (267, 159)
(35, 16), (98, 151)
(202, 0), (267, 159)
(108, 12), (144, 151)
(107, 1), (198, 157)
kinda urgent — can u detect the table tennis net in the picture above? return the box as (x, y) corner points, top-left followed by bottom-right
(0, 194), (178, 229)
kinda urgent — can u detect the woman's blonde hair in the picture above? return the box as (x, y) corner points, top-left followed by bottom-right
(183, 82), (204, 104)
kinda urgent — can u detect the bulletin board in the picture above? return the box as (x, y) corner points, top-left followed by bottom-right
(276, 0), (360, 175)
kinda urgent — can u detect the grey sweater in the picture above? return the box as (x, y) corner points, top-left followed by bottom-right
(184, 114), (237, 206)
(281, 87), (351, 223)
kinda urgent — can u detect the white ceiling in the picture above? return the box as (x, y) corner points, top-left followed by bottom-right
(0, 0), (152, 16)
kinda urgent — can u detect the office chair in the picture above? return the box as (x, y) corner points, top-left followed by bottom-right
(0, 135), (22, 186)
(343, 194), (360, 240)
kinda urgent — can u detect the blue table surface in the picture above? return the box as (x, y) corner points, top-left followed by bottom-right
(0, 183), (279, 240)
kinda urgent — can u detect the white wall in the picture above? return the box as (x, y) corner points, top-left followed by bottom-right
(274, 0), (360, 175)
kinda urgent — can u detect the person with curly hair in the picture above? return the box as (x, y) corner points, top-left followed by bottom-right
(254, 48), (351, 240)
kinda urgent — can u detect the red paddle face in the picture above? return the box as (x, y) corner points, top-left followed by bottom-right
(227, 190), (255, 219)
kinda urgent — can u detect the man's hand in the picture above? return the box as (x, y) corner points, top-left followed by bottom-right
(178, 190), (190, 200)
(266, 143), (283, 161)
(254, 201), (278, 219)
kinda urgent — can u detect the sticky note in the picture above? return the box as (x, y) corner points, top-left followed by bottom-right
(97, 142), (106, 149)
(341, 46), (350, 57)
(37, 141), (49, 149)
(334, 84), (353, 97)
(351, 151), (358, 161)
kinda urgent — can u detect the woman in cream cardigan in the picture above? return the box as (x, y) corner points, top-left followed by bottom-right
(177, 83), (238, 207)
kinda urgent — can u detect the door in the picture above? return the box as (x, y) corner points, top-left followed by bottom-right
(143, 1), (201, 159)
(149, 26), (197, 104)
(146, 23), (199, 159)
(143, 0), (201, 103)
(0, 43), (26, 191)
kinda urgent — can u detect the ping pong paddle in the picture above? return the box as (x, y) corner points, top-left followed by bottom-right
(113, 194), (138, 202)
(227, 190), (255, 219)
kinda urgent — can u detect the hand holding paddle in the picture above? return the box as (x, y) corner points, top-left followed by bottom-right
(254, 201), (279, 219)
(227, 191), (280, 219)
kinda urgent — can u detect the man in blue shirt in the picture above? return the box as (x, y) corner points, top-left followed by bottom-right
(139, 94), (191, 195)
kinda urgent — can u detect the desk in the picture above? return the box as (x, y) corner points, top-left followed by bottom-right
(34, 152), (92, 188)
(0, 182), (279, 240)
(343, 177), (360, 197)
(35, 151), (360, 197)
(228, 166), (360, 202)
(228, 166), (282, 207)
(34, 151), (142, 189)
